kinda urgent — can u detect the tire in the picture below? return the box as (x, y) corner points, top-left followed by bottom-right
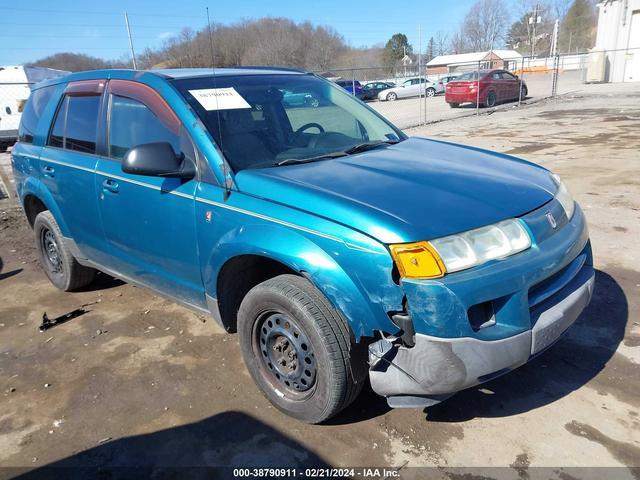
(449, 102), (460, 108)
(238, 274), (367, 424)
(426, 87), (436, 97)
(33, 211), (96, 291)
(386, 92), (397, 101)
(0, 143), (8, 153)
(308, 97), (320, 108)
(485, 90), (497, 108)
(519, 85), (528, 100)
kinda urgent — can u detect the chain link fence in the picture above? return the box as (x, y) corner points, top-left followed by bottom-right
(0, 82), (30, 149)
(318, 47), (640, 129)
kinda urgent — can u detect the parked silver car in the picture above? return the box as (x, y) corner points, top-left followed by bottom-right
(378, 77), (444, 101)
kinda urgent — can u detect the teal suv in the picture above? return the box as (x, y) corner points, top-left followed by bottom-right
(11, 68), (594, 423)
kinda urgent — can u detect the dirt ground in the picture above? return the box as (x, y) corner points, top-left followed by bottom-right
(1, 84), (639, 478)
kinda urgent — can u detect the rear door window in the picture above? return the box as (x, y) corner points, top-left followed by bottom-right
(48, 94), (101, 154)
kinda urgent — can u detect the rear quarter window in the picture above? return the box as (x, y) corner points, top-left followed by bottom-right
(18, 85), (56, 144)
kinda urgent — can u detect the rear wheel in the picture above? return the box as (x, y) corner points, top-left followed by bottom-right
(449, 102), (460, 108)
(238, 274), (366, 424)
(426, 87), (436, 97)
(308, 97), (320, 108)
(386, 92), (397, 101)
(33, 211), (96, 291)
(485, 90), (497, 108)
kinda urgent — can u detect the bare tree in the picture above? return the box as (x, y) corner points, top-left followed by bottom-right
(435, 31), (449, 56)
(462, 0), (511, 51)
(449, 26), (468, 54)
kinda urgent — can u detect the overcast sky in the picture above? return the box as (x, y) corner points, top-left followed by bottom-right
(0, 0), (510, 64)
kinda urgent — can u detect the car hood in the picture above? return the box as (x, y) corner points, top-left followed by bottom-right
(234, 137), (556, 244)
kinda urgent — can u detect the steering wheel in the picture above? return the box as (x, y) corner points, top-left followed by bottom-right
(291, 122), (325, 147)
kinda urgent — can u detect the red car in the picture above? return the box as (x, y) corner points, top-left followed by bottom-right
(445, 69), (528, 108)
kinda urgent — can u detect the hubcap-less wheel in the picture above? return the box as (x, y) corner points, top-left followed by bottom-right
(486, 91), (496, 107)
(255, 311), (316, 396)
(41, 228), (63, 274)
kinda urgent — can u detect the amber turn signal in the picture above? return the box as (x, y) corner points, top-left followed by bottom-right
(389, 241), (446, 279)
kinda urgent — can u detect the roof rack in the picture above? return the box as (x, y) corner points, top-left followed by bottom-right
(234, 65), (308, 74)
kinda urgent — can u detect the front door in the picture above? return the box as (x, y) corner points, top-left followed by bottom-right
(95, 80), (204, 308)
(500, 71), (521, 100)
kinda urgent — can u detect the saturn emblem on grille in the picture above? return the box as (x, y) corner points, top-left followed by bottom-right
(546, 212), (557, 229)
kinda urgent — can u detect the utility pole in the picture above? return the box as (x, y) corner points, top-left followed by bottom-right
(403, 45), (407, 78)
(551, 19), (560, 97)
(550, 19), (559, 57)
(124, 12), (137, 70)
(529, 4), (541, 58)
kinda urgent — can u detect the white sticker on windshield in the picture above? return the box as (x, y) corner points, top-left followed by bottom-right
(188, 87), (251, 111)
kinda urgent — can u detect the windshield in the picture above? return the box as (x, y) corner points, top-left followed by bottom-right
(172, 73), (405, 171)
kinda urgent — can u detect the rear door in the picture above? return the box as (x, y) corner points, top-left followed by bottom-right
(95, 79), (204, 308)
(40, 80), (110, 264)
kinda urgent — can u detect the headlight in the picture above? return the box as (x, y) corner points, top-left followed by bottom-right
(552, 174), (575, 220)
(390, 219), (532, 278)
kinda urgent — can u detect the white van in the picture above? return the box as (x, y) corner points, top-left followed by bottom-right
(0, 66), (67, 151)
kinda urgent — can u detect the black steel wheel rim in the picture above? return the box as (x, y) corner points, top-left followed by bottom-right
(41, 228), (62, 274)
(254, 311), (317, 396)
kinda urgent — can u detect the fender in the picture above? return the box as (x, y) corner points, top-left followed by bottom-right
(21, 176), (71, 237)
(200, 222), (403, 341)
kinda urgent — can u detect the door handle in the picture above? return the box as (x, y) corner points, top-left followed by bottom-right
(102, 178), (119, 193)
(42, 165), (55, 177)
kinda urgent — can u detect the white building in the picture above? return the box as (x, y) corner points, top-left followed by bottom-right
(426, 50), (523, 74)
(593, 0), (640, 82)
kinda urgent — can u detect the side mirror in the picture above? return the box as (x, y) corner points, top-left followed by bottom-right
(122, 142), (195, 179)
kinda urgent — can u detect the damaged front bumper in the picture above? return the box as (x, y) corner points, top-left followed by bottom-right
(368, 264), (595, 408)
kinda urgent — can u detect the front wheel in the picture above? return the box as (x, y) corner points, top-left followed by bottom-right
(238, 274), (366, 424)
(519, 85), (528, 100)
(33, 211), (96, 291)
(308, 97), (320, 108)
(386, 92), (397, 101)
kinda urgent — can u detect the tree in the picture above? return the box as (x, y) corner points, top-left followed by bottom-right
(558, 0), (596, 53)
(435, 31), (449, 56)
(462, 0), (511, 51)
(449, 26), (469, 54)
(382, 33), (412, 66)
(426, 37), (435, 62)
(28, 52), (124, 71)
(507, 3), (555, 56)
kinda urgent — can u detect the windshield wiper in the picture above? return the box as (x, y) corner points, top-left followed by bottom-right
(275, 139), (401, 167)
(343, 139), (400, 154)
(276, 151), (350, 166)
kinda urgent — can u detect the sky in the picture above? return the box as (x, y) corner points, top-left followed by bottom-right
(0, 0), (488, 65)
(1, 0), (495, 65)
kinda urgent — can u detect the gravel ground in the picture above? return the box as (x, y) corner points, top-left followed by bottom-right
(0, 82), (639, 478)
